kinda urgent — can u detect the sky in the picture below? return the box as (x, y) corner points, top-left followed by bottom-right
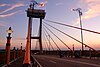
(0, 0), (100, 50)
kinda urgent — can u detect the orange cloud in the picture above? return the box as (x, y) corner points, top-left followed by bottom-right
(38, 0), (48, 7)
(0, 4), (10, 7)
(0, 10), (21, 18)
(82, 0), (100, 20)
(73, 0), (100, 25)
(0, 3), (25, 14)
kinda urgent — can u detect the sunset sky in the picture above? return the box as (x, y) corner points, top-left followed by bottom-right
(0, 0), (100, 50)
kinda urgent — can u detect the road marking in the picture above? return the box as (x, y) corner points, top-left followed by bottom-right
(66, 59), (100, 67)
(32, 55), (43, 67)
(49, 60), (57, 64)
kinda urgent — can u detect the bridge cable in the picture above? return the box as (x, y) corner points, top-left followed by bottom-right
(43, 23), (73, 52)
(44, 19), (100, 34)
(43, 31), (55, 51)
(35, 40), (39, 50)
(44, 43), (48, 51)
(43, 28), (61, 51)
(43, 33), (51, 51)
(42, 35), (48, 51)
(34, 27), (40, 50)
(43, 22), (100, 54)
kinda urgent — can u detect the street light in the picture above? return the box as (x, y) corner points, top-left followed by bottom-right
(6, 27), (13, 64)
(21, 43), (22, 49)
(73, 44), (74, 55)
(20, 43), (23, 56)
(6, 27), (13, 37)
(73, 8), (84, 56)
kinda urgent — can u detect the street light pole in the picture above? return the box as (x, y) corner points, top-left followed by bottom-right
(73, 8), (84, 56)
(73, 44), (74, 56)
(20, 43), (22, 56)
(48, 34), (51, 51)
(6, 27), (13, 64)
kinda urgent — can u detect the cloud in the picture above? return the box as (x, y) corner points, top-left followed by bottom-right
(0, 3), (26, 14)
(82, 0), (100, 20)
(0, 22), (6, 27)
(43, 0), (48, 4)
(72, 18), (80, 26)
(38, 0), (48, 7)
(0, 4), (11, 7)
(73, 0), (100, 25)
(0, 10), (21, 18)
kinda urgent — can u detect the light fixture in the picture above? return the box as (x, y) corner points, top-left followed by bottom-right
(6, 27), (13, 37)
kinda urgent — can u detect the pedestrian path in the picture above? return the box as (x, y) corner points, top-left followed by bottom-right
(3, 57), (23, 67)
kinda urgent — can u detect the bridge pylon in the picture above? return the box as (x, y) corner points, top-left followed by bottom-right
(26, 3), (46, 53)
(23, 2), (46, 66)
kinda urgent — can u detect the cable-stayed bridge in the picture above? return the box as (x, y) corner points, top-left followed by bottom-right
(0, 1), (100, 67)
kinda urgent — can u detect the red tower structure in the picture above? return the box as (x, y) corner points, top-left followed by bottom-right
(5, 27), (13, 64)
(23, 1), (46, 66)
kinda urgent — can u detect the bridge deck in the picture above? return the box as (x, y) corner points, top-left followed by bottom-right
(33, 55), (100, 67)
(3, 55), (100, 67)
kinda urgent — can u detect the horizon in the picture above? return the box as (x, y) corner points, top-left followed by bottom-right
(0, 0), (100, 50)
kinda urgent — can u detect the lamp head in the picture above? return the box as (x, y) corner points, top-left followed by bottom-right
(73, 8), (82, 11)
(73, 8), (82, 16)
(7, 27), (13, 37)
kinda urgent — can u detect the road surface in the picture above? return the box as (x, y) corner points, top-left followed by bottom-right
(33, 55), (100, 67)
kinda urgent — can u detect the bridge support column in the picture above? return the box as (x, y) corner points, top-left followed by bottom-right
(23, 2), (46, 66)
(13, 47), (16, 60)
(23, 17), (31, 66)
(39, 18), (43, 53)
(20, 45), (22, 57)
(73, 44), (75, 57)
(89, 49), (91, 59)
(6, 37), (11, 64)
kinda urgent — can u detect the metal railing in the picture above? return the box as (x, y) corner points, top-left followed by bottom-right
(31, 54), (42, 67)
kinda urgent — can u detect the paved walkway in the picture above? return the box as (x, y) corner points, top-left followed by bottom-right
(3, 57), (24, 67)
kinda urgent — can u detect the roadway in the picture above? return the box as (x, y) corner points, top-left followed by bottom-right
(33, 55), (100, 67)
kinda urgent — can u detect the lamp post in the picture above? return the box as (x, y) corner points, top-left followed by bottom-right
(48, 34), (51, 51)
(73, 44), (74, 57)
(6, 27), (13, 64)
(13, 47), (16, 60)
(73, 8), (84, 56)
(20, 43), (22, 56)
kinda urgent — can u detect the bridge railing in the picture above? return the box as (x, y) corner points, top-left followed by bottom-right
(0, 49), (25, 67)
(31, 54), (42, 67)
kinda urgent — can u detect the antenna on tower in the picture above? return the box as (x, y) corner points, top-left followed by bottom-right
(29, 0), (38, 8)
(30, 0), (45, 8)
(31, 0), (38, 5)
